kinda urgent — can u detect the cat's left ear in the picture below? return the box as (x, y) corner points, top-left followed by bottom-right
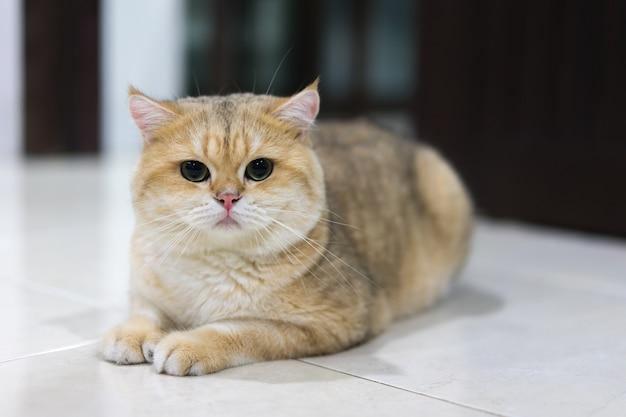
(272, 78), (320, 130)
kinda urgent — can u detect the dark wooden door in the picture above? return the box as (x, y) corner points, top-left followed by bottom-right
(417, 0), (626, 237)
(24, 0), (100, 154)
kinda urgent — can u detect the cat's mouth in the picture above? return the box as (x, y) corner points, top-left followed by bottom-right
(215, 216), (240, 228)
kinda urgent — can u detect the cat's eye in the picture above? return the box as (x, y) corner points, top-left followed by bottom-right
(245, 158), (273, 181)
(180, 160), (210, 182)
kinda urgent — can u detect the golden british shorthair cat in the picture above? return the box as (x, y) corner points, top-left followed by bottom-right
(101, 80), (473, 376)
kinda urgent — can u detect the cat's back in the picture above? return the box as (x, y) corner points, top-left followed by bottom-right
(312, 119), (418, 202)
(312, 119), (422, 292)
(312, 119), (420, 224)
(313, 119), (415, 163)
(312, 119), (473, 318)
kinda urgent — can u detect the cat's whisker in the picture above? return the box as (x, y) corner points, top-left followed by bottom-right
(175, 226), (202, 266)
(263, 207), (360, 230)
(322, 207), (345, 220)
(133, 211), (186, 227)
(246, 218), (323, 296)
(244, 210), (327, 247)
(145, 209), (212, 268)
(263, 217), (360, 295)
(264, 204), (345, 220)
(139, 218), (187, 236)
(265, 46), (293, 95)
(135, 209), (207, 241)
(152, 224), (196, 269)
(255, 220), (301, 266)
(135, 224), (189, 250)
(269, 215), (376, 287)
(273, 230), (339, 292)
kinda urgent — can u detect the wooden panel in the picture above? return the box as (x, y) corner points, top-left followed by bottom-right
(417, 0), (626, 237)
(24, 0), (100, 154)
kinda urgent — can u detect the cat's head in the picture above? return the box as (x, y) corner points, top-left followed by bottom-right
(129, 81), (325, 256)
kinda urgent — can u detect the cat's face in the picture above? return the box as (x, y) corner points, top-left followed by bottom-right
(129, 84), (324, 255)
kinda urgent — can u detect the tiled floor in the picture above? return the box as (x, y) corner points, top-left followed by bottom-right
(1, 158), (625, 417)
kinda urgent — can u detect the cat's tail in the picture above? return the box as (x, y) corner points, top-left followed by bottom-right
(414, 145), (474, 262)
(404, 145), (474, 313)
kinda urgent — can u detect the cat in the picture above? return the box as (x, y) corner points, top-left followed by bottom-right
(101, 80), (473, 376)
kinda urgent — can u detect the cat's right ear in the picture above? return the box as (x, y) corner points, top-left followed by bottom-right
(128, 86), (178, 141)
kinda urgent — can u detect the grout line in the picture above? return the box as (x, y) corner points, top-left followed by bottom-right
(587, 388), (626, 417)
(2, 341), (513, 417)
(297, 359), (511, 417)
(0, 340), (98, 365)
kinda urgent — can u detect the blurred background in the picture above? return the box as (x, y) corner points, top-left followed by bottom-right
(2, 0), (626, 237)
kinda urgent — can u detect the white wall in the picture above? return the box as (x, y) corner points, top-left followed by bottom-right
(0, 0), (21, 158)
(101, 0), (185, 158)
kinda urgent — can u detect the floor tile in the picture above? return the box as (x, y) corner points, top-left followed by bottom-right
(473, 221), (626, 290)
(0, 159), (134, 306)
(0, 345), (491, 417)
(0, 282), (124, 362)
(304, 246), (626, 417)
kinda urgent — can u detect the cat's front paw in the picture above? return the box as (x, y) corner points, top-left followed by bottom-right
(101, 320), (163, 365)
(152, 331), (230, 376)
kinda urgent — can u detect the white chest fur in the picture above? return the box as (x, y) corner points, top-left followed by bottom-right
(139, 251), (278, 328)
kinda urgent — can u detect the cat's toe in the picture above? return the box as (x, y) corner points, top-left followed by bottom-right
(152, 332), (225, 376)
(142, 340), (157, 363)
(101, 334), (145, 365)
(101, 320), (165, 365)
(152, 334), (194, 375)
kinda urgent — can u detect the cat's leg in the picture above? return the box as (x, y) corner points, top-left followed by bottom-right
(151, 318), (365, 376)
(101, 295), (170, 365)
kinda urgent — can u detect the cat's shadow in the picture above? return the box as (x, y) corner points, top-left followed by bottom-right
(221, 281), (504, 384)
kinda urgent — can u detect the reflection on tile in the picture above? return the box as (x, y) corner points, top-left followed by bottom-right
(0, 346), (488, 417)
(473, 221), (626, 288)
(0, 282), (124, 362)
(13, 159), (134, 305)
(305, 258), (626, 417)
(0, 159), (133, 305)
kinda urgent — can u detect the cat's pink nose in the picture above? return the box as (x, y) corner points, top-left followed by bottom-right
(215, 192), (241, 212)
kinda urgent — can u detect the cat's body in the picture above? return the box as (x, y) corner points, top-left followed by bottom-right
(102, 85), (472, 375)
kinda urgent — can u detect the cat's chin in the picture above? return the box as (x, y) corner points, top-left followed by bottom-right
(200, 220), (260, 246)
